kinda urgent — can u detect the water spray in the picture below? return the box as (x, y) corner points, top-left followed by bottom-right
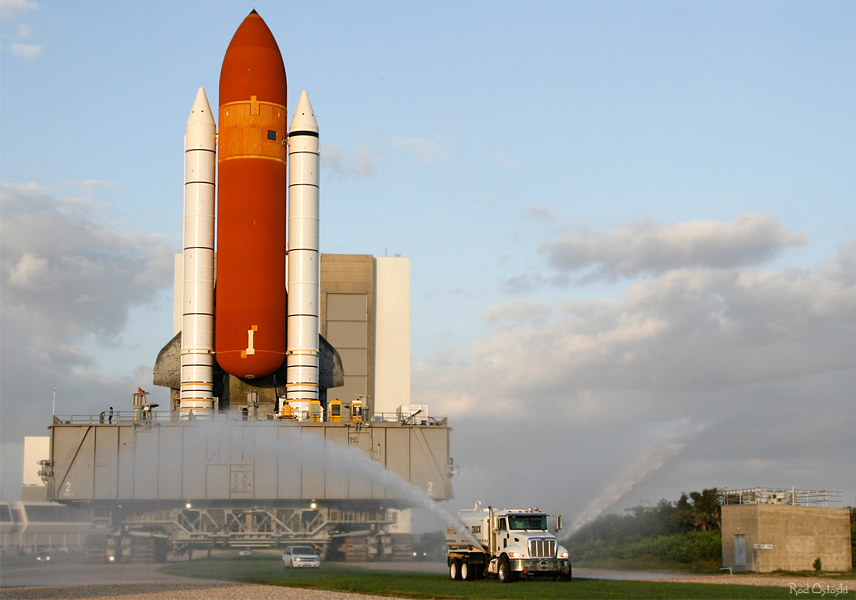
(561, 419), (705, 541)
(308, 434), (482, 547)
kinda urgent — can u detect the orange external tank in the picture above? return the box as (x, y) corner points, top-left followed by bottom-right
(215, 11), (288, 379)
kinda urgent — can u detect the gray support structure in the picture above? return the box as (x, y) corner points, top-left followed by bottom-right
(45, 419), (452, 503)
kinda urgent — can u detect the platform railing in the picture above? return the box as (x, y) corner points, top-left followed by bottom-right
(51, 410), (449, 426)
(719, 487), (843, 507)
(52, 411), (171, 425)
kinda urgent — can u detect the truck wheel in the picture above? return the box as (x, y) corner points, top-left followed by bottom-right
(461, 558), (476, 581)
(497, 556), (516, 583)
(554, 565), (572, 581)
(449, 558), (463, 580)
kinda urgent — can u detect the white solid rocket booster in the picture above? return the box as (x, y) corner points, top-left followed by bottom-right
(286, 91), (320, 403)
(180, 87), (216, 418)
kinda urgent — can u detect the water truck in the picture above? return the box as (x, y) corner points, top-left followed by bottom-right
(446, 503), (572, 583)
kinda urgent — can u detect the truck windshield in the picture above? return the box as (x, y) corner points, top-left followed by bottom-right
(508, 515), (547, 530)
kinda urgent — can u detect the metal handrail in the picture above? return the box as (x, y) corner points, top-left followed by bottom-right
(52, 411), (171, 425)
(719, 487), (842, 507)
(51, 409), (450, 426)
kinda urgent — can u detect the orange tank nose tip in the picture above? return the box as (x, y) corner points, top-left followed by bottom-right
(219, 11), (287, 106)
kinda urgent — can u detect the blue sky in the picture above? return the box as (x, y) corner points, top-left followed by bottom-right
(2, 0), (854, 521)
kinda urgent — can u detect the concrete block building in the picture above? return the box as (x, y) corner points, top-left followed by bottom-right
(721, 488), (851, 572)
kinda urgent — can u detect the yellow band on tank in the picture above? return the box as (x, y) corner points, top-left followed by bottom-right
(219, 154), (287, 164)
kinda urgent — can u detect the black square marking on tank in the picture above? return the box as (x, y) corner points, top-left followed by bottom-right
(267, 130), (277, 141)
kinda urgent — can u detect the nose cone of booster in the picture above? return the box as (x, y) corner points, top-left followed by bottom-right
(215, 11), (288, 379)
(187, 87), (216, 132)
(289, 90), (318, 135)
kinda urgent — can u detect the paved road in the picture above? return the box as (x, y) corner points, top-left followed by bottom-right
(0, 559), (685, 588)
(353, 560), (689, 580)
(5, 559), (827, 599)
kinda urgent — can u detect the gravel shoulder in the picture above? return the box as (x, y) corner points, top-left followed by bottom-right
(1, 583), (399, 600)
(0, 563), (401, 600)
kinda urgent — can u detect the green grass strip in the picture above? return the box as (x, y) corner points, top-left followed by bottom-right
(161, 555), (856, 599)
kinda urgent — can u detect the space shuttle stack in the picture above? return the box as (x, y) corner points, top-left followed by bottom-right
(286, 91), (321, 403)
(175, 12), (322, 417)
(180, 88), (217, 419)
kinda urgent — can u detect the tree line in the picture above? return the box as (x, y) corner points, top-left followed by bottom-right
(568, 488), (723, 569)
(572, 488), (722, 543)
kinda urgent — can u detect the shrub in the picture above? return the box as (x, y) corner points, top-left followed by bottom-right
(569, 529), (721, 568)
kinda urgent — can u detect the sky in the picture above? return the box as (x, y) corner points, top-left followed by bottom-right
(2, 0), (854, 528)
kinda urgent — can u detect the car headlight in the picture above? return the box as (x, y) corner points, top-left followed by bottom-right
(508, 551), (524, 558)
(559, 550), (568, 558)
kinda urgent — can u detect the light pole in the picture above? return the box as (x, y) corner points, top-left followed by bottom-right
(52, 387), (56, 417)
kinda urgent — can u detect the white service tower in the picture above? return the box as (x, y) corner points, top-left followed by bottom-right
(286, 91), (321, 403)
(179, 88), (216, 418)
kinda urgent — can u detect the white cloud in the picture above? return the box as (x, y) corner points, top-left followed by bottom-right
(491, 154), (524, 171)
(525, 205), (555, 221)
(413, 218), (855, 521)
(324, 133), (450, 181)
(0, 182), (175, 442)
(481, 300), (553, 326)
(323, 143), (380, 180)
(7, 252), (52, 290)
(2, 0), (42, 58)
(391, 136), (445, 170)
(540, 212), (808, 280)
(0, 0), (38, 20)
(9, 40), (41, 58)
